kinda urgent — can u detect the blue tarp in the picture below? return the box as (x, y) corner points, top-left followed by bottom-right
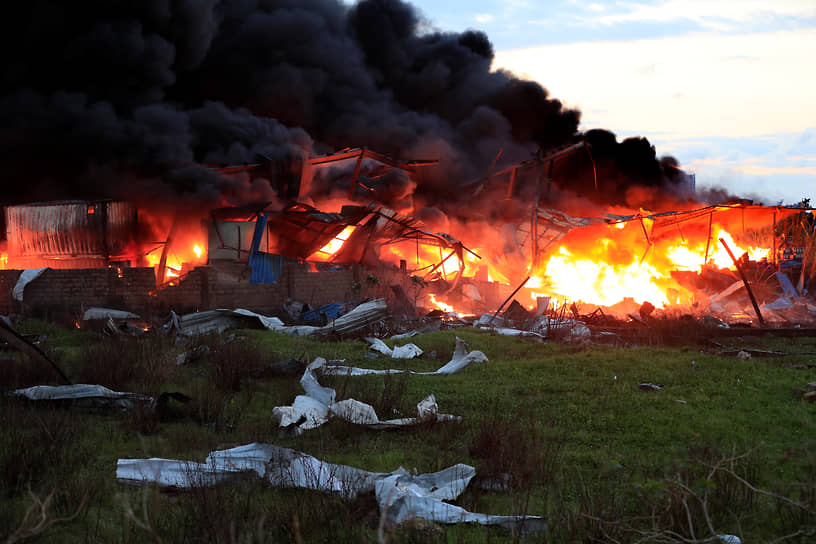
(302, 302), (352, 324)
(248, 213), (283, 284)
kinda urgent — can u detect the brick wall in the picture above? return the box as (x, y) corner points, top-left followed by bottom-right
(0, 267), (156, 321)
(0, 270), (22, 315)
(0, 263), (363, 320)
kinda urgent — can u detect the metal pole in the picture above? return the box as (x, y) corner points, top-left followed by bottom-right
(703, 212), (713, 265)
(719, 237), (765, 325)
(348, 149), (366, 200)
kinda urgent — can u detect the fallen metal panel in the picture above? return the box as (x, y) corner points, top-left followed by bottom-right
(168, 310), (272, 336)
(168, 299), (388, 337)
(11, 384), (153, 411)
(116, 443), (544, 531)
(82, 307), (141, 321)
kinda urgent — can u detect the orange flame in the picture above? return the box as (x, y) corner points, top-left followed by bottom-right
(429, 293), (455, 313)
(312, 226), (356, 260)
(147, 240), (206, 283)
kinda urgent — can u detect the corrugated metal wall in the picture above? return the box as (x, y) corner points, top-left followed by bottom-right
(5, 200), (137, 258)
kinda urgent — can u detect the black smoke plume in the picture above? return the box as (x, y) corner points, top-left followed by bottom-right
(0, 0), (686, 212)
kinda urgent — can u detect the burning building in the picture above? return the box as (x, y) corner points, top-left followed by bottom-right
(0, 1), (813, 325)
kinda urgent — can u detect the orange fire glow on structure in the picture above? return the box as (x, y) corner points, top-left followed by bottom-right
(543, 246), (671, 307)
(311, 226), (356, 261)
(666, 230), (769, 271)
(147, 239), (207, 283)
(370, 205), (783, 316)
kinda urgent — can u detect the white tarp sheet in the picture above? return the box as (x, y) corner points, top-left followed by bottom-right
(116, 443), (545, 532)
(13, 268), (48, 302)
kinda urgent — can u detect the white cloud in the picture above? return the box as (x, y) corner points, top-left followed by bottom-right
(493, 29), (816, 140)
(586, 0), (816, 28)
(475, 13), (494, 24)
(494, 30), (816, 202)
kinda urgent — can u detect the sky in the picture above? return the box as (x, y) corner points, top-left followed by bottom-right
(406, 0), (816, 205)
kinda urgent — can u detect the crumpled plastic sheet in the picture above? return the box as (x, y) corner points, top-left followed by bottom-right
(13, 268), (48, 302)
(272, 357), (462, 433)
(11, 384), (154, 411)
(366, 337), (424, 359)
(323, 337), (487, 376)
(116, 443), (545, 532)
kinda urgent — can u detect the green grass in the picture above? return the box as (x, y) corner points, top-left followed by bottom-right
(1, 320), (815, 542)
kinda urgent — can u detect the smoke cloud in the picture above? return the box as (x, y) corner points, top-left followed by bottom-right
(0, 0), (686, 212)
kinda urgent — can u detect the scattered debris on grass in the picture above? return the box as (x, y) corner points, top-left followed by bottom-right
(322, 337), (487, 376)
(637, 382), (664, 392)
(272, 356), (463, 434)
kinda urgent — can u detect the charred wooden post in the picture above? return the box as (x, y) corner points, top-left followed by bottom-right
(719, 237), (765, 325)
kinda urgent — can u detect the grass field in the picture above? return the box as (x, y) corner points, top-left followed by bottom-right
(1, 320), (815, 542)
